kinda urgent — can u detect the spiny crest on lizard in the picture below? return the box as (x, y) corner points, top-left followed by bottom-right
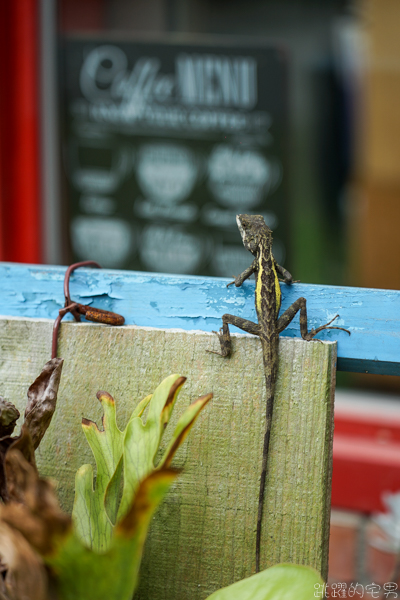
(236, 214), (272, 256)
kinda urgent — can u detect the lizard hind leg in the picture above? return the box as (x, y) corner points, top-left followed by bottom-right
(303, 314), (351, 341)
(206, 314), (260, 357)
(277, 297), (351, 339)
(206, 325), (232, 357)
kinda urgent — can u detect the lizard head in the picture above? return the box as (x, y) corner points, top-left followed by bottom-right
(236, 214), (272, 255)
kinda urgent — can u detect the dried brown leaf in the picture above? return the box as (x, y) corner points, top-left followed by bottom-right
(1, 449), (70, 555)
(4, 440), (37, 505)
(0, 521), (48, 600)
(9, 425), (37, 470)
(0, 426), (37, 504)
(0, 359), (62, 503)
(0, 400), (19, 439)
(24, 358), (63, 450)
(0, 439), (15, 503)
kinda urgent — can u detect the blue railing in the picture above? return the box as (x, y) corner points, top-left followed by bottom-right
(1, 263), (399, 375)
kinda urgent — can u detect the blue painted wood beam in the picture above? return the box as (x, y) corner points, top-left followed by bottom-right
(1, 263), (399, 376)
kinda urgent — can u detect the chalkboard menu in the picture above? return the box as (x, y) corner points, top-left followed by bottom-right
(61, 37), (288, 276)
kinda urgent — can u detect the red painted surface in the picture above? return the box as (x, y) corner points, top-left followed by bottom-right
(0, 130), (3, 260)
(59, 0), (105, 32)
(0, 0), (41, 263)
(332, 405), (400, 513)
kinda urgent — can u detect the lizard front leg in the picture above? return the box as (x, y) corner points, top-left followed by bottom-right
(274, 262), (293, 284)
(277, 297), (350, 339)
(206, 314), (260, 357)
(227, 259), (258, 288)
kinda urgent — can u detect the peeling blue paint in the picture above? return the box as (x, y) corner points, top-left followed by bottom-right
(1, 263), (400, 374)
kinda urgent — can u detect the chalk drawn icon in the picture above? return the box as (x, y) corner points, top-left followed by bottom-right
(80, 195), (116, 216)
(136, 143), (199, 205)
(71, 216), (133, 268)
(69, 137), (132, 195)
(134, 197), (198, 223)
(207, 144), (282, 209)
(140, 224), (205, 274)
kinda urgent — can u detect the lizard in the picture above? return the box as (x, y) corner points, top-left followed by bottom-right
(207, 214), (350, 573)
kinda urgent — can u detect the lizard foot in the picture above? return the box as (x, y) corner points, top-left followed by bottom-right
(206, 329), (232, 357)
(304, 315), (351, 341)
(227, 277), (238, 288)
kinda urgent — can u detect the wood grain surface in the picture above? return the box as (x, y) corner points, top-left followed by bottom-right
(0, 317), (335, 595)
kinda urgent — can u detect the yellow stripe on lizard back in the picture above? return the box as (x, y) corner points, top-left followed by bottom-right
(255, 252), (263, 313)
(255, 248), (282, 315)
(272, 253), (282, 311)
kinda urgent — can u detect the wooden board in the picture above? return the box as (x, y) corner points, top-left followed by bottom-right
(0, 317), (336, 596)
(1, 263), (400, 375)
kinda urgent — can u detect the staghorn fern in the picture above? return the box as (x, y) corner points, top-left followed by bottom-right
(72, 374), (212, 553)
(0, 370), (212, 600)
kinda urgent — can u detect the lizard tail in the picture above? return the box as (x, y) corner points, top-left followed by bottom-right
(256, 391), (274, 573)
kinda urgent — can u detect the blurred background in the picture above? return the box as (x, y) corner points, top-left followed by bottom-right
(1, 0), (400, 589)
(0, 0), (371, 283)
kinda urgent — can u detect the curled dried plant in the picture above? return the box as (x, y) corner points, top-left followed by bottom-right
(0, 358), (63, 503)
(0, 359), (64, 599)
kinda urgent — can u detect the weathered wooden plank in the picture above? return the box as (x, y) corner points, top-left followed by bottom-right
(0, 316), (335, 596)
(0, 263), (399, 374)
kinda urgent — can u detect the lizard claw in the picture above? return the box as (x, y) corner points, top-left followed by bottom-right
(304, 315), (351, 340)
(211, 329), (223, 336)
(206, 329), (224, 355)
